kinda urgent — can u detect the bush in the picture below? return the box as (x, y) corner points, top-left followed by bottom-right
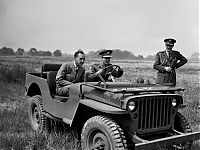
(0, 63), (28, 85)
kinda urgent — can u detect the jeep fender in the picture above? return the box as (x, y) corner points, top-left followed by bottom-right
(79, 99), (128, 114)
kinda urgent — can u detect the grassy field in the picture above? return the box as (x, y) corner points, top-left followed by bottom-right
(0, 56), (199, 149)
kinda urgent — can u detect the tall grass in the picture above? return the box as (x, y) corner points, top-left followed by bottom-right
(0, 107), (79, 149)
(0, 59), (80, 149)
(180, 80), (200, 126)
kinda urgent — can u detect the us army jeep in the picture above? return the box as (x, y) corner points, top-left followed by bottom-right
(25, 63), (200, 150)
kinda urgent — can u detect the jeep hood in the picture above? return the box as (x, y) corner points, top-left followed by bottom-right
(79, 82), (184, 109)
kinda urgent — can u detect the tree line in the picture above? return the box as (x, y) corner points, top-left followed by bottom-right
(0, 47), (151, 59)
(0, 47), (62, 57)
(0, 47), (199, 61)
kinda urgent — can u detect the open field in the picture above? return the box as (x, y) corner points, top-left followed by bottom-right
(0, 56), (199, 149)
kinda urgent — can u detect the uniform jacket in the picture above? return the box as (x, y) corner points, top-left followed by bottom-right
(153, 50), (187, 86)
(56, 62), (85, 89)
(87, 63), (123, 82)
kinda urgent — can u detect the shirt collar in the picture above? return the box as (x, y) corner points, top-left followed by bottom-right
(74, 61), (78, 70)
(165, 50), (172, 56)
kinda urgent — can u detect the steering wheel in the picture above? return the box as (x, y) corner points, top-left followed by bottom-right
(104, 65), (121, 76)
(97, 65), (121, 85)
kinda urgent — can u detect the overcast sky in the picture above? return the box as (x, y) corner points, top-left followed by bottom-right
(0, 0), (198, 57)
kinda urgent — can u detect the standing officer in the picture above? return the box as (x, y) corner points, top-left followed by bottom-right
(153, 38), (187, 86)
(56, 50), (85, 96)
(87, 49), (123, 82)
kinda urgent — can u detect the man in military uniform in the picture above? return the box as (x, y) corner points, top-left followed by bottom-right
(87, 49), (123, 82)
(153, 38), (187, 86)
(56, 50), (85, 96)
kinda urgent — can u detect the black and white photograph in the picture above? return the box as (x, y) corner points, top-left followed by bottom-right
(0, 0), (199, 149)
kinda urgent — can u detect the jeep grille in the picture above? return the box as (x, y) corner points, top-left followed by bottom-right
(137, 97), (171, 131)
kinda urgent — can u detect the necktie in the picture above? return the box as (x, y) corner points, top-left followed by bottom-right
(168, 51), (172, 57)
(74, 67), (78, 81)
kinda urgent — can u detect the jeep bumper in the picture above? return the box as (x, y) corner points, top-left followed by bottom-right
(134, 131), (200, 150)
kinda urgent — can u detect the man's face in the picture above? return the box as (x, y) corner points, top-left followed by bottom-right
(75, 53), (85, 67)
(165, 44), (174, 51)
(102, 57), (111, 64)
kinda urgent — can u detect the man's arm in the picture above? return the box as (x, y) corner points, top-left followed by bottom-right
(176, 52), (187, 69)
(153, 52), (167, 73)
(87, 65), (102, 82)
(56, 63), (72, 86)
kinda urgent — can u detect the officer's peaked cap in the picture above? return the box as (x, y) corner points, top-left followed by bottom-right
(99, 49), (112, 58)
(164, 38), (176, 45)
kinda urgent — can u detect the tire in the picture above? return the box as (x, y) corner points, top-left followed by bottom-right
(28, 95), (50, 133)
(81, 115), (127, 150)
(173, 112), (193, 150)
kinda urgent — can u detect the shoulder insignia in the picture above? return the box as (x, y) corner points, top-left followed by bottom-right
(158, 50), (165, 53)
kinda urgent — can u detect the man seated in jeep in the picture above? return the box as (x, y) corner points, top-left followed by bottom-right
(87, 49), (123, 82)
(56, 50), (85, 96)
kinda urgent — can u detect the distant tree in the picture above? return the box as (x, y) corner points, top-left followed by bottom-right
(16, 48), (25, 55)
(87, 51), (99, 59)
(28, 48), (37, 56)
(37, 50), (52, 56)
(145, 55), (155, 60)
(137, 55), (144, 59)
(0, 47), (15, 55)
(112, 49), (136, 60)
(190, 52), (199, 61)
(53, 49), (62, 57)
(44, 51), (52, 56)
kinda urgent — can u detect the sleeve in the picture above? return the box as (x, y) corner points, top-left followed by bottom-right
(87, 65), (99, 82)
(56, 63), (72, 86)
(176, 52), (187, 69)
(153, 52), (166, 73)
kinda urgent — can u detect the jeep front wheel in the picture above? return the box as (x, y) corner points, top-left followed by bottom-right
(81, 115), (127, 150)
(28, 95), (50, 133)
(173, 112), (193, 150)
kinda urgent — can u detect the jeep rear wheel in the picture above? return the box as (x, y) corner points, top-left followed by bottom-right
(28, 95), (50, 133)
(81, 115), (127, 150)
(173, 112), (193, 150)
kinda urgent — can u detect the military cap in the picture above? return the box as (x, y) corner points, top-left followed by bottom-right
(99, 49), (112, 58)
(164, 38), (176, 46)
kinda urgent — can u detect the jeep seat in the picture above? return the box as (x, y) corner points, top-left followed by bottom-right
(42, 64), (68, 102)
(41, 63), (62, 94)
(47, 71), (57, 95)
(47, 71), (68, 102)
(42, 63), (62, 73)
(41, 63), (62, 77)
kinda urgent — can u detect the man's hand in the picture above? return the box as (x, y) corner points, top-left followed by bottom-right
(60, 80), (72, 86)
(165, 66), (172, 72)
(95, 69), (103, 75)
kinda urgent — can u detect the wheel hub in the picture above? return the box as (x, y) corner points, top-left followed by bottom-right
(32, 106), (40, 128)
(90, 132), (110, 150)
(93, 139), (105, 150)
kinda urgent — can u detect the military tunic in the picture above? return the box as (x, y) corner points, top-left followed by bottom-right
(153, 50), (187, 86)
(56, 62), (85, 96)
(87, 63), (123, 82)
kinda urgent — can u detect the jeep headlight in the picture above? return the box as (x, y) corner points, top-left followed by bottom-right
(172, 98), (177, 107)
(128, 101), (137, 111)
